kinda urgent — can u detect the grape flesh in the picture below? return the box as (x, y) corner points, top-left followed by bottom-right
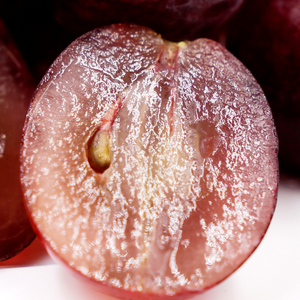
(21, 24), (278, 298)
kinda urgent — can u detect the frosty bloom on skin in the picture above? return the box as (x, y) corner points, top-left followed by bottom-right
(20, 24), (278, 299)
(0, 133), (6, 158)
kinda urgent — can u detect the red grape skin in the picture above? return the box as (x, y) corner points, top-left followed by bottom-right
(53, 0), (244, 41)
(0, 20), (36, 261)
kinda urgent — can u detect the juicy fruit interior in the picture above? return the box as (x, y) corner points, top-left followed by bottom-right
(21, 24), (278, 297)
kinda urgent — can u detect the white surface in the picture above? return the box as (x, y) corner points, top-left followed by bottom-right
(0, 180), (299, 300)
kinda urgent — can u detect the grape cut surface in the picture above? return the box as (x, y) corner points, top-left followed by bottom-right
(20, 24), (278, 299)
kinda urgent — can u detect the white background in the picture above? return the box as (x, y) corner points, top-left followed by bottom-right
(1, 178), (300, 300)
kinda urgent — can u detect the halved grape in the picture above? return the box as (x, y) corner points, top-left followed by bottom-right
(21, 24), (278, 299)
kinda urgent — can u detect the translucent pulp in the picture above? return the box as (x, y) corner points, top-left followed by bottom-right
(21, 24), (278, 298)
